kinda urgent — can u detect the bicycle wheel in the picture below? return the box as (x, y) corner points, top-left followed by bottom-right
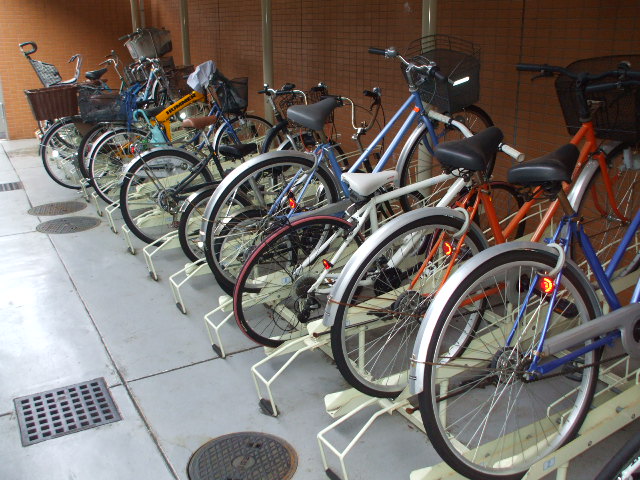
(575, 144), (640, 286)
(329, 210), (488, 398)
(213, 114), (273, 157)
(178, 186), (216, 262)
(202, 153), (341, 295)
(120, 148), (214, 244)
(398, 105), (493, 211)
(89, 127), (149, 204)
(418, 247), (601, 479)
(234, 216), (358, 347)
(77, 123), (116, 180)
(471, 182), (526, 243)
(40, 116), (84, 189)
(594, 428), (640, 480)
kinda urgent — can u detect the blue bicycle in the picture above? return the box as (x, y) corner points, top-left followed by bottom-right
(200, 35), (493, 295)
(409, 119), (640, 478)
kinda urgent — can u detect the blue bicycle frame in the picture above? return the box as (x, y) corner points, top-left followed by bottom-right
(268, 90), (445, 217)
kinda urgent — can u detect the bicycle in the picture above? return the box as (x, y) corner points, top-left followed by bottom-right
(595, 426), (640, 480)
(408, 73), (640, 479)
(200, 35), (493, 296)
(322, 57), (640, 398)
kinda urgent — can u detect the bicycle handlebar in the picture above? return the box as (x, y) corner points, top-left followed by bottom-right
(517, 62), (640, 83)
(370, 46), (448, 84)
(368, 47), (388, 56)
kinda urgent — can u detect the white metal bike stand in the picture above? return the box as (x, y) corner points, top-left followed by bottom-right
(250, 320), (331, 417)
(202, 295), (233, 358)
(142, 230), (180, 281)
(169, 258), (212, 314)
(120, 225), (136, 255)
(104, 201), (121, 233)
(89, 192), (103, 217)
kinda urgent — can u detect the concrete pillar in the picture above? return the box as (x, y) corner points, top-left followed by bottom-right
(130, 0), (140, 31)
(180, 0), (191, 66)
(261, 0), (274, 122)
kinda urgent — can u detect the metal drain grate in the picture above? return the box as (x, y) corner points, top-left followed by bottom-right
(14, 377), (121, 446)
(28, 201), (87, 216)
(187, 432), (298, 480)
(36, 216), (100, 234)
(0, 182), (23, 192)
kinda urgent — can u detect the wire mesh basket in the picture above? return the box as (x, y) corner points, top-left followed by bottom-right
(124, 62), (148, 86)
(125, 28), (172, 60)
(78, 87), (126, 123)
(24, 84), (78, 121)
(167, 65), (195, 99)
(215, 77), (248, 114)
(404, 35), (480, 113)
(555, 55), (640, 144)
(278, 85), (332, 125)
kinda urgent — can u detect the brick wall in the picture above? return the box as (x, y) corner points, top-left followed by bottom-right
(0, 0), (133, 139)
(1, 0), (638, 170)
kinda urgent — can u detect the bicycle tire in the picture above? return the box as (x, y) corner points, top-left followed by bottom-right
(178, 186), (217, 262)
(201, 153), (342, 295)
(418, 246), (601, 479)
(88, 127), (149, 204)
(329, 210), (488, 398)
(595, 428), (640, 480)
(212, 114), (273, 157)
(40, 116), (84, 189)
(77, 123), (117, 180)
(120, 147), (214, 244)
(261, 122), (316, 154)
(574, 143), (640, 286)
(398, 105), (493, 212)
(234, 215), (359, 347)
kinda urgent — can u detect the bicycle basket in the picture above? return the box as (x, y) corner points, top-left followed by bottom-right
(29, 58), (63, 87)
(167, 65), (195, 99)
(125, 28), (172, 60)
(555, 55), (640, 144)
(216, 77), (248, 114)
(124, 62), (148, 86)
(24, 84), (78, 121)
(78, 86), (126, 123)
(404, 35), (480, 113)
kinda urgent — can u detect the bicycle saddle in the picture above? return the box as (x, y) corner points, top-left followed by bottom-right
(341, 171), (398, 197)
(287, 97), (340, 131)
(85, 68), (107, 80)
(218, 142), (258, 159)
(434, 126), (504, 172)
(508, 143), (579, 187)
(182, 115), (218, 130)
(141, 106), (166, 119)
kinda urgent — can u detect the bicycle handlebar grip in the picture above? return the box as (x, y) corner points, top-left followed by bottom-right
(500, 144), (525, 163)
(432, 68), (448, 83)
(586, 80), (640, 93)
(118, 33), (133, 41)
(368, 47), (387, 56)
(516, 63), (547, 72)
(282, 83), (296, 91)
(19, 41), (37, 55)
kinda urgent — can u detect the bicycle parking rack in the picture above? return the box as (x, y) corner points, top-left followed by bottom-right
(142, 230), (181, 281)
(104, 201), (120, 234)
(202, 295), (233, 358)
(169, 258), (211, 314)
(120, 225), (136, 255)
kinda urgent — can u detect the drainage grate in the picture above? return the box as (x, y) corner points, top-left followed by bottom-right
(14, 377), (121, 446)
(0, 181), (23, 192)
(36, 216), (100, 234)
(187, 432), (298, 480)
(28, 201), (87, 216)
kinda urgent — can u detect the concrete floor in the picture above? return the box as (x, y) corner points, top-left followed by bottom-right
(0, 138), (637, 480)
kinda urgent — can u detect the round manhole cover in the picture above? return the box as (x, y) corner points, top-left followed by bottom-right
(187, 432), (298, 480)
(28, 201), (87, 216)
(36, 216), (100, 234)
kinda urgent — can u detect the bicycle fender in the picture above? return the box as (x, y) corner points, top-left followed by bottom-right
(201, 150), (322, 222)
(322, 207), (482, 328)
(394, 123), (432, 188)
(121, 146), (200, 175)
(408, 241), (594, 395)
(567, 157), (599, 211)
(179, 183), (218, 213)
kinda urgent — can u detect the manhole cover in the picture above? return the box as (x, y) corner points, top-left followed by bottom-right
(14, 377), (121, 446)
(187, 432), (298, 480)
(36, 216), (100, 234)
(0, 182), (23, 192)
(28, 201), (87, 216)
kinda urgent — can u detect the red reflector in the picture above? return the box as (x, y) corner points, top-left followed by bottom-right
(442, 241), (453, 256)
(322, 259), (333, 270)
(540, 276), (555, 294)
(287, 192), (297, 209)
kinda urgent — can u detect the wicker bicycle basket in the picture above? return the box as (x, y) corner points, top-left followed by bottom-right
(555, 55), (640, 144)
(24, 84), (78, 121)
(404, 35), (480, 113)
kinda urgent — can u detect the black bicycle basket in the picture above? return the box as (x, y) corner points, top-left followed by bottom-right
(555, 55), (640, 144)
(78, 86), (127, 123)
(404, 35), (480, 113)
(215, 76), (248, 114)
